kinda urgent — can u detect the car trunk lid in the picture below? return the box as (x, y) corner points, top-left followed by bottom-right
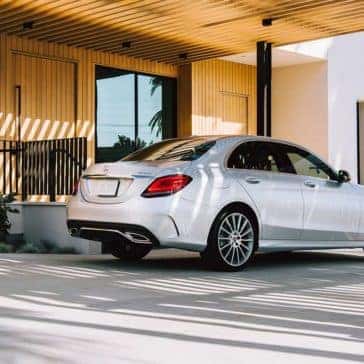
(80, 160), (190, 204)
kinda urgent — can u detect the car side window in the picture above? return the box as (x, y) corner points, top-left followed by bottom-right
(227, 142), (279, 172)
(283, 146), (336, 180)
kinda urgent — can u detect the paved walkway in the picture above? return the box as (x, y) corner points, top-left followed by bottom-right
(0, 249), (363, 364)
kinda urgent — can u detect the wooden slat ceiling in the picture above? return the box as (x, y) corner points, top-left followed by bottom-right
(0, 0), (364, 64)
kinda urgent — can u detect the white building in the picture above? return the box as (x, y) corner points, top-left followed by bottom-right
(226, 31), (364, 183)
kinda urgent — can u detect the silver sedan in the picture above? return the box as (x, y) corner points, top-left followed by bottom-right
(67, 136), (364, 271)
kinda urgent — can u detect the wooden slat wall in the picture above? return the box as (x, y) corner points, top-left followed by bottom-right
(177, 63), (192, 137)
(0, 1), (364, 64)
(222, 92), (248, 134)
(14, 53), (76, 142)
(0, 32), (176, 201)
(178, 59), (256, 137)
(0, 32), (177, 166)
(0, 33), (257, 198)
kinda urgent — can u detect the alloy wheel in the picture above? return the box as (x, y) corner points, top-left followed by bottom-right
(217, 212), (254, 267)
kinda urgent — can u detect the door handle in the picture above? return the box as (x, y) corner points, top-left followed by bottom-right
(246, 176), (261, 184)
(304, 180), (316, 188)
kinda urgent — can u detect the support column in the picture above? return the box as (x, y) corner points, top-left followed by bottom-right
(257, 41), (272, 136)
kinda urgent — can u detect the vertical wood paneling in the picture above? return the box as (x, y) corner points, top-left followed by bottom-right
(177, 63), (192, 137)
(0, 32), (177, 166)
(194, 59), (256, 136)
(0, 32), (257, 200)
(178, 59), (256, 137)
(0, 32), (177, 199)
(14, 53), (76, 142)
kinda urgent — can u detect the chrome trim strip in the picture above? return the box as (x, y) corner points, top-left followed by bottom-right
(259, 239), (364, 252)
(131, 174), (153, 179)
(79, 227), (152, 245)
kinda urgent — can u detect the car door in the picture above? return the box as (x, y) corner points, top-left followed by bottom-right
(284, 145), (361, 241)
(227, 141), (304, 241)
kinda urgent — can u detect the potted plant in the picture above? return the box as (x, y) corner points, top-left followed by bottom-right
(0, 193), (19, 241)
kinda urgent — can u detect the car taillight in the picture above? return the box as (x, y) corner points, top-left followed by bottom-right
(142, 174), (192, 198)
(72, 180), (80, 196)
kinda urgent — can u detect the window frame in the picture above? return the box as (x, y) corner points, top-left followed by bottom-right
(94, 64), (177, 163)
(225, 139), (339, 181)
(226, 140), (282, 173)
(279, 144), (338, 181)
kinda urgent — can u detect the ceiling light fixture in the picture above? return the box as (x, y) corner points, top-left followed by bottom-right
(22, 21), (34, 30)
(262, 18), (273, 27)
(122, 41), (131, 49)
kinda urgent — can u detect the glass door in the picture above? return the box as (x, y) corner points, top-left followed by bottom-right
(95, 67), (135, 162)
(95, 66), (176, 163)
(137, 74), (163, 146)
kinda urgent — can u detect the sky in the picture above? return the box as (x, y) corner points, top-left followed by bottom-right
(96, 73), (162, 148)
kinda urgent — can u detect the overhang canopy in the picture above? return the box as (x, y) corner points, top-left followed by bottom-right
(0, 0), (363, 64)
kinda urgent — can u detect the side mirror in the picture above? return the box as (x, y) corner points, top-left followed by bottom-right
(337, 170), (351, 183)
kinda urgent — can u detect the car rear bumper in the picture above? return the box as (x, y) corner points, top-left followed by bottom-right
(67, 219), (160, 247)
(67, 193), (218, 252)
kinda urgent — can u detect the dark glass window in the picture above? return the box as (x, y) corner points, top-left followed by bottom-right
(95, 65), (177, 162)
(227, 141), (280, 172)
(228, 141), (337, 180)
(279, 144), (337, 180)
(123, 137), (216, 162)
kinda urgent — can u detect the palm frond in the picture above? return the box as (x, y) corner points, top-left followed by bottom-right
(149, 110), (163, 137)
(150, 76), (163, 96)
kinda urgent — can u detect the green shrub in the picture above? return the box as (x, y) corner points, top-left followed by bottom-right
(0, 242), (12, 253)
(0, 193), (19, 235)
(16, 241), (42, 254)
(15, 240), (78, 254)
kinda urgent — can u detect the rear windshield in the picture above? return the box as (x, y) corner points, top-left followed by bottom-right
(122, 138), (216, 161)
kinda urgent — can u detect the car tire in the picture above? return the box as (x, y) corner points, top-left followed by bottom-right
(109, 242), (152, 261)
(201, 206), (257, 271)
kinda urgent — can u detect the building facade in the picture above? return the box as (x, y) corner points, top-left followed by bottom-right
(0, 33), (258, 192)
(271, 32), (364, 184)
(1, 1), (363, 253)
(2, 33), (257, 252)
(6, 30), (364, 253)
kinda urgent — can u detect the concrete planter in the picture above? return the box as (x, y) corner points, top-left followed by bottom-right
(8, 202), (101, 254)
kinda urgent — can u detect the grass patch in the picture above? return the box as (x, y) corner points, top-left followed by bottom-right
(0, 242), (12, 253)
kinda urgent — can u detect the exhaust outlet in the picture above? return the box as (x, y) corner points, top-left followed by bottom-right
(69, 227), (79, 236)
(124, 231), (152, 244)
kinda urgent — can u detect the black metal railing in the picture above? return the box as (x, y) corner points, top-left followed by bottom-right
(0, 140), (21, 195)
(0, 137), (87, 201)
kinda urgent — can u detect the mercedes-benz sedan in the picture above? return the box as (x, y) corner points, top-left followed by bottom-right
(67, 136), (364, 271)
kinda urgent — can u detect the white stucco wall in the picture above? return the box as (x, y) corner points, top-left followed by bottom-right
(326, 32), (364, 183)
(272, 32), (364, 182)
(8, 203), (101, 254)
(272, 62), (328, 160)
(276, 32), (364, 183)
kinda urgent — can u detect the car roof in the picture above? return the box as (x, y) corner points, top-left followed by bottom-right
(171, 135), (301, 146)
(177, 135), (328, 159)
(195, 135), (332, 169)
(164, 135), (328, 161)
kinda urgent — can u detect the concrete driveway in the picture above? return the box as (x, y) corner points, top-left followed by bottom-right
(0, 249), (363, 364)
